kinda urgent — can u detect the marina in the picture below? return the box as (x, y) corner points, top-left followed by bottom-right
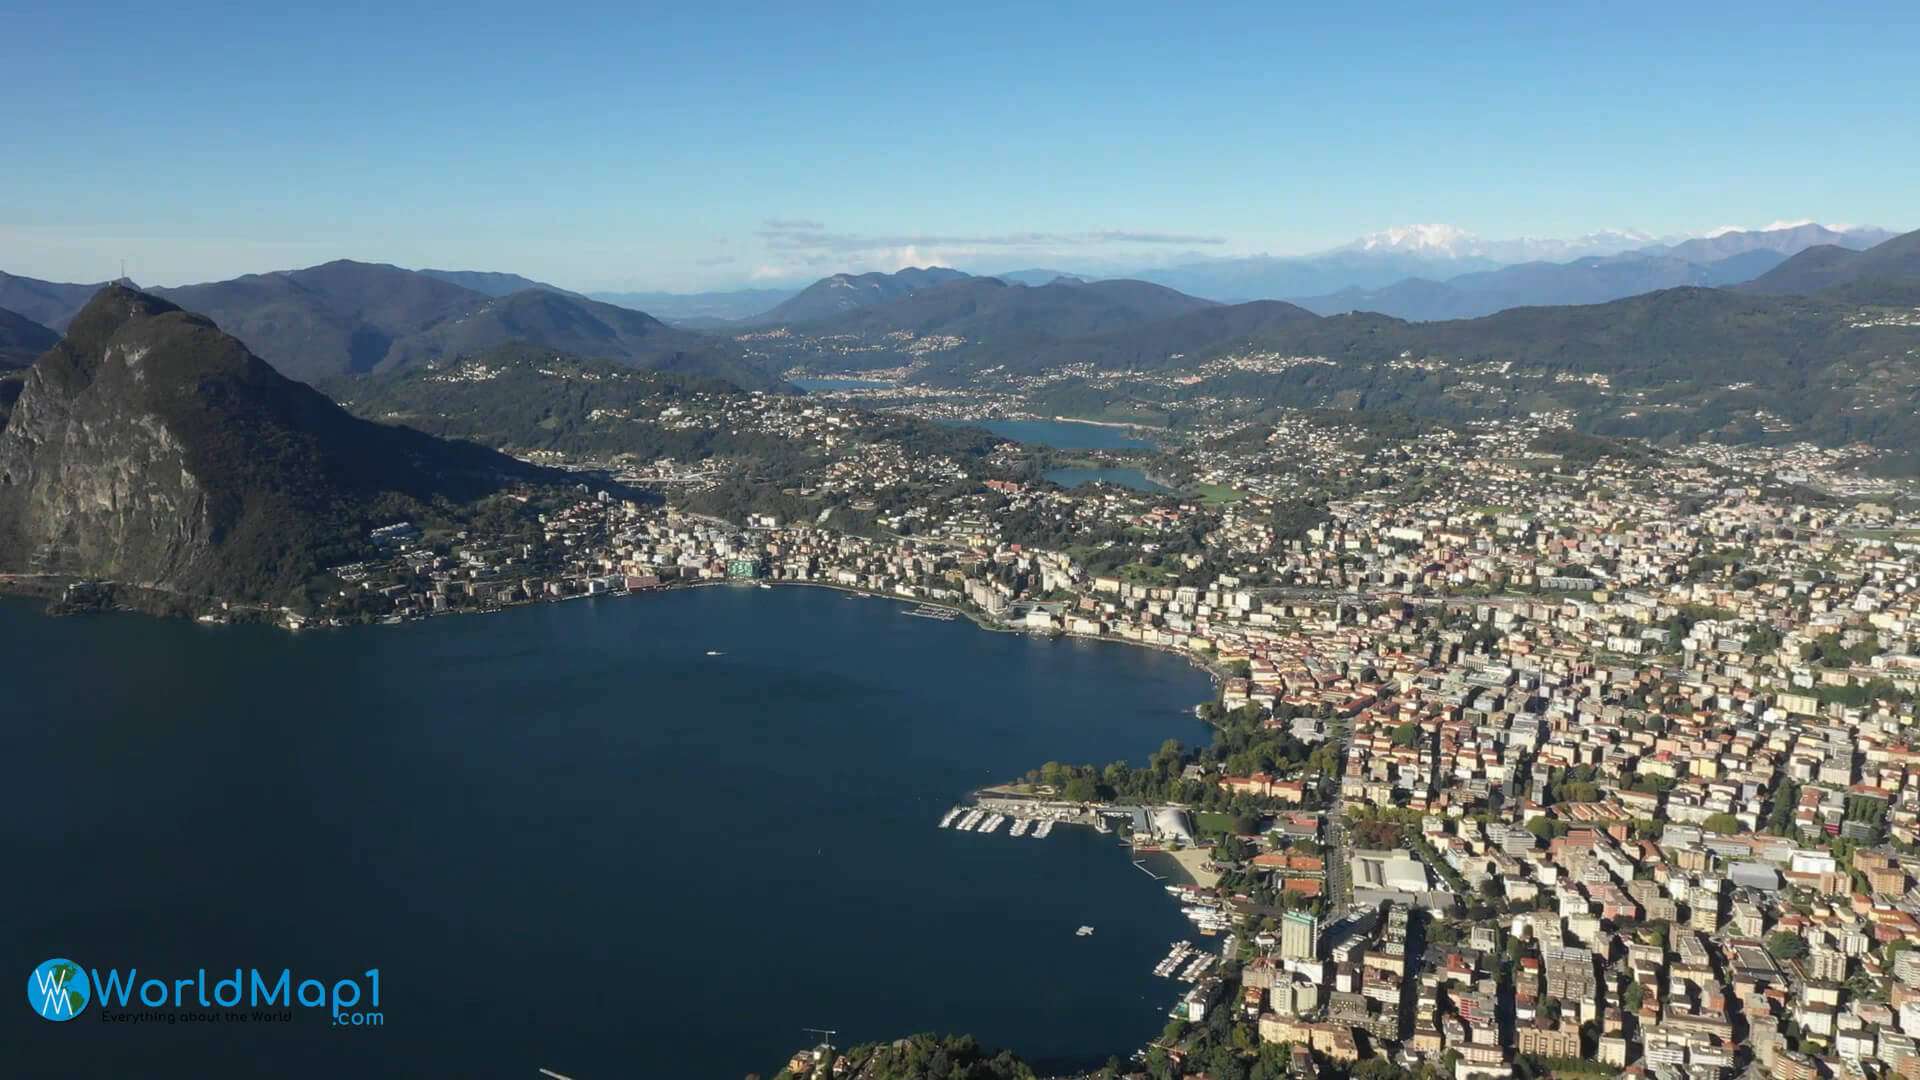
(936, 803), (1075, 841)
(1181, 905), (1233, 934)
(903, 604), (960, 620)
(1177, 954), (1215, 983)
(1152, 942), (1195, 978)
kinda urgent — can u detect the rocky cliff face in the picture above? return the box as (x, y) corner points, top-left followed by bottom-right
(0, 286), (539, 605)
(0, 290), (218, 586)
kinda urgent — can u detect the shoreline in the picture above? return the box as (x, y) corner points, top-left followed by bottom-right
(0, 572), (1225, 687)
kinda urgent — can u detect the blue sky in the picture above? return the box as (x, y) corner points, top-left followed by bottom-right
(3, 1), (1915, 291)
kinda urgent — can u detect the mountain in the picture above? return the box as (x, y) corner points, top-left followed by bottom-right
(378, 288), (787, 391)
(0, 306), (60, 368)
(0, 271), (114, 331)
(1291, 250), (1789, 321)
(588, 288), (797, 324)
(0, 286), (550, 607)
(112, 260), (778, 389)
(754, 267), (973, 325)
(417, 269), (579, 298)
(1646, 223), (1893, 264)
(1741, 228), (1920, 296)
(152, 260), (494, 379)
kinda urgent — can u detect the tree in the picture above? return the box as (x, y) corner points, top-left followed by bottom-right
(1064, 775), (1098, 803)
(1769, 930), (1809, 961)
(1703, 812), (1742, 835)
(1391, 722), (1420, 748)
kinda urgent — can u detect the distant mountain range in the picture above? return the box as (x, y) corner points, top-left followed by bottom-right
(1741, 229), (1920, 298)
(0, 222), (1904, 398)
(0, 261), (782, 391)
(0, 286), (554, 607)
(0, 306), (59, 368)
(1151, 223), (1893, 311)
(0, 271), (113, 330)
(1289, 248), (1789, 321)
(587, 223), (1898, 329)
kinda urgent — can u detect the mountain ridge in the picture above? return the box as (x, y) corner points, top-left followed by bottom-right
(752, 266), (973, 325)
(0, 261), (780, 389)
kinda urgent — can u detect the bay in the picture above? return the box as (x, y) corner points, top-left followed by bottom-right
(945, 419), (1154, 450)
(2, 586), (1211, 1079)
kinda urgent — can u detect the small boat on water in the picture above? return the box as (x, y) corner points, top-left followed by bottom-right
(1076, 925), (1095, 936)
(758, 583), (772, 589)
(705, 650), (725, 656)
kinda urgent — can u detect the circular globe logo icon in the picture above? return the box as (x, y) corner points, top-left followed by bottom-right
(28, 959), (90, 1021)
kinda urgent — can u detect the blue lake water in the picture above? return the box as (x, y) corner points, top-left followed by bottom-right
(944, 419), (1155, 450)
(3, 587), (1211, 1079)
(1044, 467), (1166, 492)
(794, 378), (895, 391)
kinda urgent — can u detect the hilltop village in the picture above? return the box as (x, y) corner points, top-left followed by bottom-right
(153, 380), (1920, 1080)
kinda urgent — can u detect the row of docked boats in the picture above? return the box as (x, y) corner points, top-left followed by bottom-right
(1153, 941), (1195, 977)
(936, 806), (1058, 838)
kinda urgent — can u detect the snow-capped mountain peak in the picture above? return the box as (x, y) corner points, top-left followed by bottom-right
(1347, 224), (1482, 256)
(1333, 224), (1659, 261)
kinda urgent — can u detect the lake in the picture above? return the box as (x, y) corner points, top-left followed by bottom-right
(947, 419), (1155, 450)
(793, 378), (895, 391)
(1044, 467), (1166, 492)
(3, 587), (1211, 1079)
